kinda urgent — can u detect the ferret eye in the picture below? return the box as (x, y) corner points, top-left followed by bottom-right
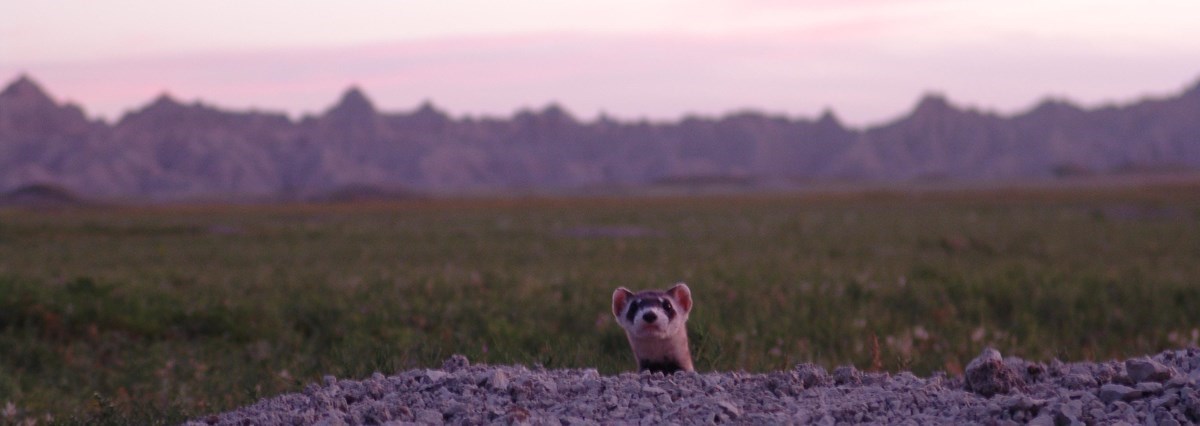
(662, 301), (674, 313)
(625, 301), (640, 322)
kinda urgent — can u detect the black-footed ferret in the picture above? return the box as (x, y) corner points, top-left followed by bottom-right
(611, 283), (694, 373)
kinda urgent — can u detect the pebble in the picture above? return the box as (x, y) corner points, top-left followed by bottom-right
(1099, 384), (1140, 404)
(1127, 357), (1174, 383)
(965, 348), (1023, 397)
(833, 366), (861, 385)
(413, 408), (443, 424)
(1137, 382), (1164, 396)
(423, 370), (448, 383)
(716, 400), (742, 418)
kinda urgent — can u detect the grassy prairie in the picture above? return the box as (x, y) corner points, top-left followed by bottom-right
(1, 185), (1200, 423)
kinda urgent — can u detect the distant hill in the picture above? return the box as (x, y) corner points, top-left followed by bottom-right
(306, 184), (426, 203)
(0, 183), (88, 209)
(1, 73), (1198, 200)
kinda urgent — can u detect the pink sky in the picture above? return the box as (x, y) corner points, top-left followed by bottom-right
(3, 0), (1200, 126)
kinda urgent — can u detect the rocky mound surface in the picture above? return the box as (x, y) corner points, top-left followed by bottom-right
(189, 348), (1200, 425)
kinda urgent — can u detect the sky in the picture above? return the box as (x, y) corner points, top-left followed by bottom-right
(3, 0), (1200, 126)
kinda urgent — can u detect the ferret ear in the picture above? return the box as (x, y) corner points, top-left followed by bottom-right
(612, 287), (634, 318)
(666, 282), (692, 314)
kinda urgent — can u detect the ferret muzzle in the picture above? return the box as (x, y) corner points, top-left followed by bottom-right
(625, 296), (677, 325)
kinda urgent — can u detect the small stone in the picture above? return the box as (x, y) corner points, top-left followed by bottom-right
(1136, 382), (1164, 396)
(641, 385), (671, 404)
(414, 409), (444, 425)
(1093, 363), (1118, 384)
(794, 363), (831, 388)
(1127, 357), (1173, 383)
(314, 411), (349, 426)
(583, 378), (603, 395)
(1026, 413), (1054, 426)
(424, 370), (449, 383)
(641, 385), (667, 395)
(1099, 384), (1141, 403)
(441, 354), (470, 372)
(1150, 394), (1178, 410)
(833, 366), (861, 385)
(1165, 376), (1190, 389)
(965, 348), (1024, 397)
(716, 400), (742, 418)
(1063, 373), (1096, 389)
(1053, 400), (1083, 424)
(998, 395), (1046, 411)
(487, 370), (509, 391)
(894, 372), (920, 387)
(538, 377), (558, 394)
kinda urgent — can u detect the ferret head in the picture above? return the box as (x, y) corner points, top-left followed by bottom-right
(612, 283), (693, 340)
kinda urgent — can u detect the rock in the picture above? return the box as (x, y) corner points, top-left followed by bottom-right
(998, 395), (1046, 412)
(1063, 373), (1097, 389)
(1127, 358), (1173, 383)
(1052, 400), (1084, 425)
(794, 363), (831, 388)
(424, 370), (449, 383)
(582, 377), (603, 395)
(640, 385), (666, 396)
(441, 354), (470, 372)
(716, 400), (742, 419)
(833, 366), (861, 385)
(1150, 394), (1178, 410)
(486, 370), (509, 391)
(1026, 413), (1055, 426)
(1098, 384), (1141, 404)
(1136, 382), (1164, 396)
(414, 408), (444, 424)
(965, 348), (1024, 397)
(1165, 376), (1190, 389)
(502, 406), (533, 425)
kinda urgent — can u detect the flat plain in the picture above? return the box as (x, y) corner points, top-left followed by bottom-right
(2, 183), (1199, 423)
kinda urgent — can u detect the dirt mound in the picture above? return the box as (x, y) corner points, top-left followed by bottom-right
(189, 348), (1200, 425)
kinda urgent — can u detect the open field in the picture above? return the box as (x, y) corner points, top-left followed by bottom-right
(2, 184), (1200, 423)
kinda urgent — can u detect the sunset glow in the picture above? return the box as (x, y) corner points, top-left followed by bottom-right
(3, 0), (1199, 124)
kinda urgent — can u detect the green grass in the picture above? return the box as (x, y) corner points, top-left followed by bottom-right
(1, 186), (1199, 423)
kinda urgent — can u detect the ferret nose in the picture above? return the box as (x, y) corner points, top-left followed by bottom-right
(642, 312), (657, 323)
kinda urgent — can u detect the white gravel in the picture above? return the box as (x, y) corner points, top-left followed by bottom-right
(189, 347), (1200, 425)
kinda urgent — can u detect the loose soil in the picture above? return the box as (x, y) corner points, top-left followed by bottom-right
(190, 348), (1200, 425)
